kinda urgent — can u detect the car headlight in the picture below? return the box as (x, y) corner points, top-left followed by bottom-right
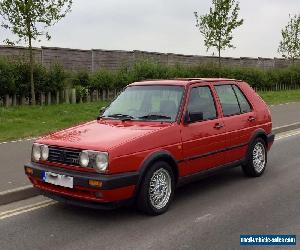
(32, 143), (42, 161)
(79, 150), (109, 172)
(79, 151), (89, 168)
(94, 152), (109, 172)
(32, 143), (49, 162)
(41, 145), (49, 161)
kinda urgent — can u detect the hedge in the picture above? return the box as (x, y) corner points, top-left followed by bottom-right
(1, 59), (300, 102)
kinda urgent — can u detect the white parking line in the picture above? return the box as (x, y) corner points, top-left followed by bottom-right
(194, 213), (214, 223)
(269, 102), (297, 107)
(0, 137), (36, 146)
(275, 129), (300, 141)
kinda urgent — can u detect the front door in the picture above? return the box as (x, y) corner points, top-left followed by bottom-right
(180, 84), (227, 176)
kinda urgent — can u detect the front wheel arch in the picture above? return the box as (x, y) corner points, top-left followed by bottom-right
(134, 150), (179, 198)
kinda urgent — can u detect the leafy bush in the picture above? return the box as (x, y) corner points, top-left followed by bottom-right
(0, 59), (15, 96)
(90, 69), (115, 91)
(1, 58), (300, 104)
(46, 64), (67, 92)
(72, 70), (90, 88)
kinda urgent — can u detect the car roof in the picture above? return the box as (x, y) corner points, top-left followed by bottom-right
(129, 78), (240, 87)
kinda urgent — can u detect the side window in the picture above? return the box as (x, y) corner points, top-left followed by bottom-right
(187, 86), (217, 120)
(215, 85), (240, 116)
(232, 85), (252, 113)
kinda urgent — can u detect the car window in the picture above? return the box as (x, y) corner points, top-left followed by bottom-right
(232, 85), (252, 113)
(215, 85), (240, 116)
(187, 86), (217, 120)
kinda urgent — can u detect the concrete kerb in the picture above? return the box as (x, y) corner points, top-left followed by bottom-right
(0, 186), (39, 206)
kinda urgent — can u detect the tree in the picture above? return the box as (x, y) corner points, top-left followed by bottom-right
(0, 0), (73, 105)
(194, 0), (243, 68)
(278, 14), (300, 63)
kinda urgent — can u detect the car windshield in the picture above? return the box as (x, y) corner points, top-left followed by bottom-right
(102, 85), (184, 122)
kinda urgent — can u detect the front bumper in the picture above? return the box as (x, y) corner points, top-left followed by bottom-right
(24, 162), (139, 206)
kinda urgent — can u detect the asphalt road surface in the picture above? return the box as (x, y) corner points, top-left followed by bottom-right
(0, 130), (299, 250)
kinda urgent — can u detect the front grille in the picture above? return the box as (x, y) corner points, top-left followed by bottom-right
(48, 146), (81, 166)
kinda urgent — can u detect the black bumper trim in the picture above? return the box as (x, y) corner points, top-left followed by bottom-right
(25, 162), (139, 190)
(40, 191), (133, 210)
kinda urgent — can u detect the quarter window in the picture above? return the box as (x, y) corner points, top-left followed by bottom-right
(215, 85), (240, 116)
(187, 86), (217, 120)
(232, 85), (252, 113)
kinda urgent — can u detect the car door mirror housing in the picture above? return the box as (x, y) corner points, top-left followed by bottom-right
(97, 106), (107, 120)
(184, 111), (204, 124)
(100, 106), (106, 114)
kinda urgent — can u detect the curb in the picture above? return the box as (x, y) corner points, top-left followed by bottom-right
(0, 186), (39, 206)
(272, 122), (300, 135)
(1, 122), (300, 206)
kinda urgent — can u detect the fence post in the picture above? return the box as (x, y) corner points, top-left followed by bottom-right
(71, 88), (76, 104)
(86, 90), (91, 102)
(47, 92), (51, 105)
(95, 89), (99, 102)
(102, 89), (106, 101)
(12, 94), (17, 106)
(99, 90), (103, 101)
(40, 92), (45, 106)
(65, 89), (70, 104)
(55, 91), (60, 104)
(5, 94), (10, 107)
(21, 96), (26, 105)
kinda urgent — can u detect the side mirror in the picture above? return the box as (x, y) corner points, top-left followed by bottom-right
(97, 106), (106, 120)
(99, 106), (106, 114)
(184, 111), (204, 124)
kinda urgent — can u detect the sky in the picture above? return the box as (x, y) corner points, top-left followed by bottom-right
(1, 0), (299, 58)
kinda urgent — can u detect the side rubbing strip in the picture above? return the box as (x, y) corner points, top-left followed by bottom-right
(179, 142), (248, 163)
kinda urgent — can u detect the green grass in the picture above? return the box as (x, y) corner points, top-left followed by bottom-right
(1, 89), (300, 142)
(0, 102), (106, 142)
(258, 89), (300, 105)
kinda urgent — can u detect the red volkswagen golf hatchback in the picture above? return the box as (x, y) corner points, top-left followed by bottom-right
(25, 78), (274, 215)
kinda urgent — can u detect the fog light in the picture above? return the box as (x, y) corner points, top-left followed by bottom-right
(25, 167), (33, 175)
(89, 180), (102, 187)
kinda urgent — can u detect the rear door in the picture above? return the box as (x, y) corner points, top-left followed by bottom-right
(214, 83), (256, 163)
(180, 84), (227, 176)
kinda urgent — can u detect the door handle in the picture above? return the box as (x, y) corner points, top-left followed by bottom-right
(248, 116), (256, 122)
(214, 123), (224, 129)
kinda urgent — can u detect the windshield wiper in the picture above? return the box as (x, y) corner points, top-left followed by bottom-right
(106, 114), (135, 120)
(138, 114), (172, 120)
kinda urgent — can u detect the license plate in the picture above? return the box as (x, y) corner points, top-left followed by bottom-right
(42, 171), (73, 188)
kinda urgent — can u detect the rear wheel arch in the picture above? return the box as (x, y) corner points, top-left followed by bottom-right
(246, 129), (268, 162)
(248, 129), (268, 148)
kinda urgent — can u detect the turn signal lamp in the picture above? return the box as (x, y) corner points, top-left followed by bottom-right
(88, 180), (102, 188)
(25, 167), (33, 175)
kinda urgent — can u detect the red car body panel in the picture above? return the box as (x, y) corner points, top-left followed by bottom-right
(25, 78), (274, 207)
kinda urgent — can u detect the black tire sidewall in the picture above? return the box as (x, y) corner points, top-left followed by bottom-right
(137, 161), (175, 215)
(244, 138), (267, 177)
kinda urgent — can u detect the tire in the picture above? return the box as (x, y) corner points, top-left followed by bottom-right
(242, 137), (267, 177)
(137, 161), (175, 215)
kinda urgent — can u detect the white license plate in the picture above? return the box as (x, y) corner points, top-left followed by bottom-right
(42, 171), (73, 188)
